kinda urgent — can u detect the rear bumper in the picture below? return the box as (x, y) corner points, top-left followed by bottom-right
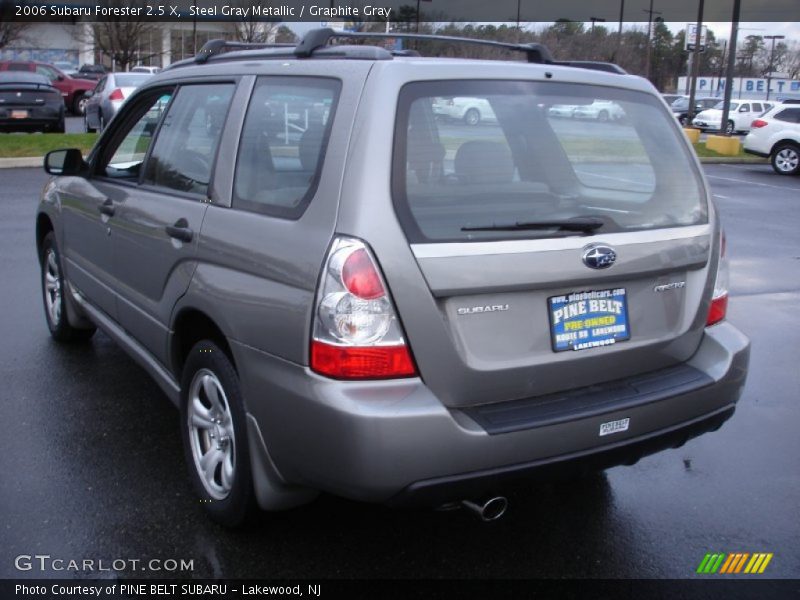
(743, 147), (769, 158)
(234, 322), (749, 506)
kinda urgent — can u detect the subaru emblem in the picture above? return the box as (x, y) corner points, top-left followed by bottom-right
(582, 245), (617, 269)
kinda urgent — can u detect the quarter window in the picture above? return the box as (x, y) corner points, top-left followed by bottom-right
(774, 108), (800, 124)
(232, 77), (340, 218)
(142, 84), (234, 196)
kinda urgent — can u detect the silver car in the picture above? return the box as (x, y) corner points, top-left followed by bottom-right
(84, 72), (152, 132)
(37, 29), (749, 526)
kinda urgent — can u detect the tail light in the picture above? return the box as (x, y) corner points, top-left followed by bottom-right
(751, 119), (768, 128)
(706, 229), (729, 326)
(311, 237), (417, 379)
(108, 88), (124, 101)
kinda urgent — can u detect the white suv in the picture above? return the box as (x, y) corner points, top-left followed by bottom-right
(693, 100), (773, 134)
(743, 102), (800, 175)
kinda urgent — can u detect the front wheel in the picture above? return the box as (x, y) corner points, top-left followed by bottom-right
(771, 143), (800, 176)
(181, 340), (254, 527)
(41, 233), (96, 342)
(597, 109), (609, 122)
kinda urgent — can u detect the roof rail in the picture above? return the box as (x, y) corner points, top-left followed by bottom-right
(195, 39), (294, 64)
(294, 28), (554, 64)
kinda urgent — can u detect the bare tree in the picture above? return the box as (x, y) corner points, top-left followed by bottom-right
(225, 0), (279, 44)
(73, 5), (163, 70)
(0, 0), (31, 49)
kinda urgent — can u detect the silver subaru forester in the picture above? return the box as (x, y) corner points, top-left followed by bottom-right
(36, 29), (749, 525)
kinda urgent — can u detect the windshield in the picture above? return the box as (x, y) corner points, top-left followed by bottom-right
(713, 101), (737, 110)
(393, 80), (707, 243)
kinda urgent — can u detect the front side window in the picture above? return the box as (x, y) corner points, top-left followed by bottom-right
(102, 91), (173, 179)
(394, 80), (707, 243)
(142, 83), (234, 196)
(232, 76), (340, 218)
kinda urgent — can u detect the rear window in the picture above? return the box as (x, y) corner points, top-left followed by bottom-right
(393, 80), (707, 243)
(774, 108), (800, 124)
(114, 74), (151, 87)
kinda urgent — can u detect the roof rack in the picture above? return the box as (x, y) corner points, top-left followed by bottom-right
(294, 28), (554, 63)
(187, 28), (625, 75)
(194, 39), (294, 64)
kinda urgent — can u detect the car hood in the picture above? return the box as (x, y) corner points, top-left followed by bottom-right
(695, 110), (721, 120)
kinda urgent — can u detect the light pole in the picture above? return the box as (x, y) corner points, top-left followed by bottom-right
(643, 0), (662, 81)
(764, 35), (785, 101)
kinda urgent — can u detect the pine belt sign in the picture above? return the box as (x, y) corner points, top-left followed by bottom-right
(685, 24), (708, 51)
(678, 77), (800, 99)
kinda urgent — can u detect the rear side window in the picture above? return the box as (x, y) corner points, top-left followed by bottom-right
(393, 80), (707, 243)
(232, 76), (340, 218)
(774, 108), (800, 124)
(142, 83), (234, 196)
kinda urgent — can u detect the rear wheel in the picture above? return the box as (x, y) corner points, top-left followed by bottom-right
(771, 143), (800, 176)
(597, 109), (609, 122)
(41, 233), (96, 342)
(463, 108), (481, 126)
(725, 120), (735, 135)
(181, 340), (254, 527)
(72, 93), (87, 116)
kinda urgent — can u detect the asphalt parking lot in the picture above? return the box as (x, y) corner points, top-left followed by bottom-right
(0, 163), (798, 580)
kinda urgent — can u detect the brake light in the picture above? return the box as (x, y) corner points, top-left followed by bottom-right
(108, 88), (124, 101)
(706, 229), (729, 326)
(751, 119), (768, 128)
(311, 237), (417, 379)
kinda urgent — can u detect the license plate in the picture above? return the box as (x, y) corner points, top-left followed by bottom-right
(548, 288), (631, 352)
(11, 110), (28, 119)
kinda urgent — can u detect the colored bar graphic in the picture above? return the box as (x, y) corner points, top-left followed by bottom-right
(698, 552), (773, 575)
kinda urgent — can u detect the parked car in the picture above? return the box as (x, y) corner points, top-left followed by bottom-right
(432, 96), (496, 125)
(84, 72), (153, 132)
(671, 96), (718, 126)
(693, 100), (774, 134)
(572, 100), (626, 121)
(131, 66), (162, 74)
(52, 61), (79, 77)
(0, 60), (95, 115)
(77, 64), (109, 81)
(36, 29), (749, 526)
(661, 93), (684, 105)
(547, 103), (580, 118)
(743, 102), (800, 175)
(0, 72), (65, 133)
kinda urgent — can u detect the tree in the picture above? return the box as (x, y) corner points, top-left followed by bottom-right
(0, 0), (31, 49)
(225, 1), (279, 44)
(75, 20), (163, 70)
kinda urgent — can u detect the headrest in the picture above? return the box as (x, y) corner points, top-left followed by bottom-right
(454, 141), (514, 184)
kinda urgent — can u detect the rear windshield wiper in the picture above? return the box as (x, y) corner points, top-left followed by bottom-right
(461, 216), (605, 234)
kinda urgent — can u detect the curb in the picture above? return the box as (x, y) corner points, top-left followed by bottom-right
(699, 157), (767, 164)
(0, 156), (43, 169)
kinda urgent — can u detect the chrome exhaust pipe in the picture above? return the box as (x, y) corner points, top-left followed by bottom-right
(461, 496), (508, 521)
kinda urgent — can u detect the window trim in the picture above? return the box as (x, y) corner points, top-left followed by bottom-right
(230, 75), (342, 220)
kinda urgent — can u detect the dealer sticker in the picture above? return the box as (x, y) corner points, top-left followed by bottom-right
(599, 418), (630, 437)
(548, 288), (631, 352)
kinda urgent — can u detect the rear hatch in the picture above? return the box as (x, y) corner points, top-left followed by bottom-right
(389, 79), (715, 408)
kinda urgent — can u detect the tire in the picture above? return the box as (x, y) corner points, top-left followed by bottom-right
(771, 143), (800, 176)
(597, 109), (609, 122)
(180, 340), (254, 527)
(679, 115), (689, 126)
(72, 93), (87, 116)
(84, 113), (96, 133)
(98, 112), (106, 132)
(463, 108), (481, 126)
(41, 232), (96, 343)
(725, 120), (735, 135)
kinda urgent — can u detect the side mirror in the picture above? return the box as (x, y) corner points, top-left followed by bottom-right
(85, 90), (94, 98)
(739, 107), (748, 113)
(44, 149), (87, 176)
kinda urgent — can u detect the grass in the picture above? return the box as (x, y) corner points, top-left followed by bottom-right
(0, 133), (97, 158)
(691, 140), (758, 159)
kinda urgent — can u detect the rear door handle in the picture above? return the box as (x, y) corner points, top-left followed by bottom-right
(165, 218), (193, 243)
(97, 199), (115, 216)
